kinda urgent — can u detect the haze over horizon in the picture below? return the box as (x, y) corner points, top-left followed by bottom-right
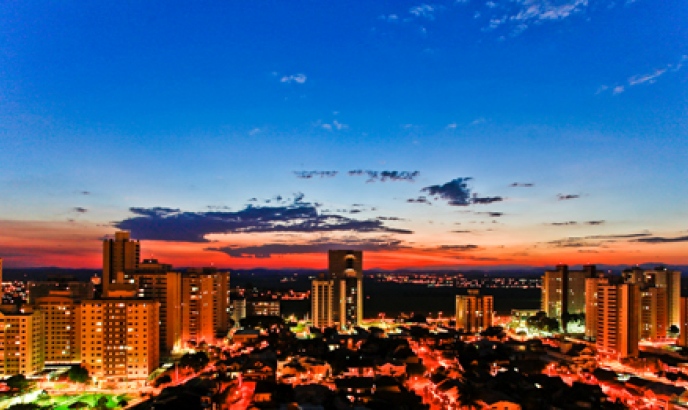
(1, 1), (686, 270)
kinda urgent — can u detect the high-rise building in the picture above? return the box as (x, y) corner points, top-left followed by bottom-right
(230, 298), (246, 326)
(643, 267), (681, 329)
(78, 297), (159, 385)
(0, 257), (3, 285)
(181, 268), (230, 347)
(596, 282), (640, 359)
(311, 277), (334, 328)
(329, 250), (363, 330)
(584, 276), (609, 340)
(541, 264), (596, 331)
(247, 298), (280, 317)
(34, 292), (81, 364)
(455, 290), (493, 333)
(679, 297), (688, 347)
(0, 305), (44, 376)
(639, 287), (667, 341)
(129, 259), (183, 358)
(102, 231), (140, 297)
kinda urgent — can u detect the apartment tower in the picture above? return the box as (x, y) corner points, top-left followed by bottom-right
(311, 277), (334, 328)
(329, 250), (363, 330)
(541, 264), (596, 331)
(0, 306), (44, 376)
(102, 231), (140, 297)
(456, 290), (494, 333)
(596, 282), (640, 359)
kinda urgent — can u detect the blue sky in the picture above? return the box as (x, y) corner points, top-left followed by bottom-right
(1, 0), (686, 269)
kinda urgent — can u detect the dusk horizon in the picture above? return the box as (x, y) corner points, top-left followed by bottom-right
(2, 1), (686, 271)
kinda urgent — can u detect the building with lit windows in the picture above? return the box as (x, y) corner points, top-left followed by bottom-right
(34, 292), (80, 364)
(78, 296), (159, 385)
(329, 250), (363, 330)
(639, 287), (667, 341)
(455, 290), (493, 333)
(642, 267), (681, 329)
(181, 268), (230, 347)
(102, 231), (140, 297)
(584, 276), (609, 340)
(129, 259), (183, 358)
(541, 264), (596, 331)
(596, 282), (640, 359)
(680, 297), (688, 347)
(311, 277), (334, 328)
(0, 305), (44, 376)
(247, 298), (281, 317)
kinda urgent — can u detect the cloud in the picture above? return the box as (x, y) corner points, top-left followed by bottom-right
(80, 191), (90, 195)
(471, 194), (504, 205)
(409, 4), (440, 20)
(479, 212), (504, 218)
(438, 244), (480, 251)
(549, 221), (577, 226)
(294, 171), (338, 179)
(209, 237), (407, 258)
(628, 68), (667, 86)
(280, 74), (307, 84)
(321, 120), (348, 131)
(547, 238), (602, 248)
(349, 170), (420, 182)
(379, 14), (400, 22)
(509, 182), (534, 187)
(407, 196), (432, 205)
(471, 117), (487, 125)
(632, 235), (688, 243)
(586, 220), (605, 225)
(422, 177), (472, 206)
(584, 232), (651, 239)
(115, 198), (412, 242)
(557, 194), (580, 200)
(613, 85), (625, 95)
(377, 216), (404, 221)
(73, 207), (88, 213)
(599, 55), (687, 95)
(452, 230), (472, 233)
(482, 0), (590, 34)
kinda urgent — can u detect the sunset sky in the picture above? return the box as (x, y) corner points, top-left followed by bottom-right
(1, 1), (686, 270)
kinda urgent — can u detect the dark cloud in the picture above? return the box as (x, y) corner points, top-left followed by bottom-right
(549, 221), (577, 226)
(471, 195), (504, 205)
(80, 191), (91, 195)
(116, 200), (413, 242)
(377, 216), (404, 221)
(438, 245), (480, 251)
(509, 182), (534, 187)
(73, 207), (88, 213)
(477, 212), (504, 218)
(547, 238), (602, 248)
(632, 235), (688, 243)
(587, 220), (605, 225)
(349, 170), (420, 182)
(407, 196), (432, 205)
(585, 233), (652, 239)
(557, 194), (580, 200)
(248, 198), (258, 202)
(421, 177), (472, 206)
(294, 171), (338, 179)
(452, 230), (472, 233)
(208, 238), (406, 258)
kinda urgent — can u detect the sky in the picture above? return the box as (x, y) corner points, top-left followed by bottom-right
(0, 0), (687, 270)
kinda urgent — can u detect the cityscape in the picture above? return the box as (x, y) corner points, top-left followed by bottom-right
(1, 1), (687, 409)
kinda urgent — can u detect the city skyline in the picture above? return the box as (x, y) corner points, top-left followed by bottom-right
(1, 1), (687, 270)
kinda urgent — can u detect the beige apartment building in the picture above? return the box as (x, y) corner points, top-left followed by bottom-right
(596, 282), (640, 359)
(34, 292), (80, 363)
(78, 297), (159, 385)
(181, 268), (230, 347)
(102, 231), (140, 297)
(456, 290), (494, 333)
(311, 277), (334, 328)
(0, 306), (44, 376)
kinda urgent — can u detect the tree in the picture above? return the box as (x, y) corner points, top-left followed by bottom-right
(68, 366), (89, 384)
(179, 351), (210, 372)
(6, 374), (30, 392)
(669, 325), (680, 337)
(456, 380), (481, 410)
(95, 395), (109, 410)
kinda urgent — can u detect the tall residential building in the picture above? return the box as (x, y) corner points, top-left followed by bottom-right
(643, 267), (681, 329)
(34, 292), (81, 364)
(130, 259), (183, 358)
(541, 264), (596, 330)
(311, 277), (334, 328)
(78, 297), (159, 385)
(0, 306), (44, 376)
(181, 268), (230, 347)
(680, 297), (688, 347)
(329, 250), (363, 330)
(584, 276), (609, 340)
(0, 257), (3, 285)
(455, 290), (493, 333)
(102, 231), (140, 297)
(639, 287), (667, 341)
(596, 282), (640, 359)
(230, 298), (246, 326)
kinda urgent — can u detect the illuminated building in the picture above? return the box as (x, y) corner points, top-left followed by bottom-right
(329, 250), (363, 330)
(231, 298), (246, 325)
(584, 276), (609, 340)
(0, 305), (44, 376)
(78, 295), (159, 384)
(129, 259), (183, 358)
(34, 292), (80, 364)
(639, 287), (667, 341)
(680, 297), (688, 347)
(102, 231), (140, 297)
(311, 277), (334, 328)
(642, 267), (681, 329)
(0, 257), (3, 285)
(455, 289), (493, 333)
(181, 268), (230, 346)
(28, 275), (94, 303)
(596, 282), (640, 359)
(541, 264), (596, 330)
(247, 298), (280, 316)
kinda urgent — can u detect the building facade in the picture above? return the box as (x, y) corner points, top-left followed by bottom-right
(180, 268), (230, 347)
(329, 250), (363, 330)
(311, 277), (334, 328)
(0, 306), (44, 376)
(596, 282), (640, 359)
(102, 231), (140, 297)
(456, 290), (494, 333)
